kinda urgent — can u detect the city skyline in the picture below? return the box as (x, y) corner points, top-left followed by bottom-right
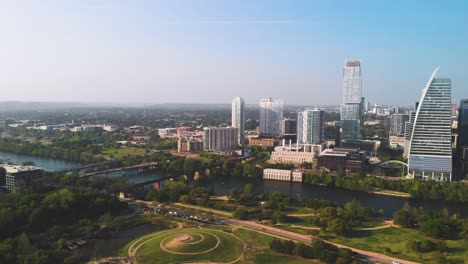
(1, 1), (467, 105)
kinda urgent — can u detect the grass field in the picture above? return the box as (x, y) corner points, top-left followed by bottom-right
(101, 147), (147, 159)
(232, 228), (319, 263)
(122, 228), (244, 263)
(121, 225), (322, 264)
(320, 227), (468, 263)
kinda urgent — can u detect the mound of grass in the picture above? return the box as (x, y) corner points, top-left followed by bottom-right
(123, 228), (244, 264)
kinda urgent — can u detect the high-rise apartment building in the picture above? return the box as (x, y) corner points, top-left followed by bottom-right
(389, 114), (408, 136)
(231, 97), (245, 145)
(457, 100), (468, 149)
(403, 102), (419, 157)
(281, 118), (297, 135)
(297, 109), (324, 144)
(341, 60), (362, 141)
(259, 98), (283, 137)
(457, 99), (468, 179)
(203, 127), (238, 152)
(408, 68), (452, 181)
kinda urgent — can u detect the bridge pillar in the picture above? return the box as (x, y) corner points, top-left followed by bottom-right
(154, 181), (161, 191)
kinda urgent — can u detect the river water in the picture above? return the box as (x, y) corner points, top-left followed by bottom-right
(1, 151), (466, 217)
(0, 150), (82, 171)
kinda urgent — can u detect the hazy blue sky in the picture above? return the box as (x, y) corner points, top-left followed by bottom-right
(1, 1), (467, 106)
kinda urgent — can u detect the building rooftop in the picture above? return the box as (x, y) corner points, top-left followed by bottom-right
(1, 164), (41, 174)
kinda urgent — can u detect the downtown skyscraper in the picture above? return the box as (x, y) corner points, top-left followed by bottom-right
(259, 98), (283, 137)
(407, 68), (452, 181)
(341, 60), (362, 141)
(297, 108), (324, 144)
(231, 97), (245, 145)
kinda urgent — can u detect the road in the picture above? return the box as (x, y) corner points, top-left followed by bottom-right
(216, 216), (419, 264)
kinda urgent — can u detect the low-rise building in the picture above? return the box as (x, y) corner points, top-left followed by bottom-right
(178, 133), (204, 153)
(389, 135), (405, 149)
(263, 168), (303, 182)
(248, 137), (276, 147)
(158, 128), (177, 135)
(270, 151), (316, 164)
(2, 164), (44, 191)
(317, 148), (365, 172)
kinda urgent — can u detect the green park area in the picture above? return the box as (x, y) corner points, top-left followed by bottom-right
(120, 226), (320, 264)
(101, 147), (147, 159)
(320, 227), (468, 264)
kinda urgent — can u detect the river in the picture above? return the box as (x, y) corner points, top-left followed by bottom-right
(1, 151), (466, 217)
(0, 150), (82, 171)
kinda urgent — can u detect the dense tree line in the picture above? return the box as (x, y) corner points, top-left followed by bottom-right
(304, 173), (468, 203)
(269, 238), (360, 264)
(0, 175), (127, 263)
(393, 206), (467, 240)
(0, 141), (104, 164)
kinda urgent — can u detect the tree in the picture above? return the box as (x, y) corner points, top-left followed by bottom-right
(328, 218), (351, 236)
(269, 238), (284, 252)
(233, 208), (248, 220)
(179, 194), (190, 204)
(393, 209), (413, 227)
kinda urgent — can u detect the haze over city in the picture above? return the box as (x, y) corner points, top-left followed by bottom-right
(1, 1), (468, 105)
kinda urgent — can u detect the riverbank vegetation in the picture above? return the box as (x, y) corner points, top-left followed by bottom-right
(304, 172), (468, 203)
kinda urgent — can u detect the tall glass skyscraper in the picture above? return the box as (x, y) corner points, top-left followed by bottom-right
(297, 108), (324, 144)
(231, 97), (245, 145)
(341, 60), (362, 141)
(259, 98), (283, 137)
(408, 68), (452, 181)
(457, 99), (468, 149)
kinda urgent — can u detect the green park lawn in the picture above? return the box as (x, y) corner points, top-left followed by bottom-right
(101, 147), (147, 159)
(320, 227), (468, 263)
(121, 228), (243, 264)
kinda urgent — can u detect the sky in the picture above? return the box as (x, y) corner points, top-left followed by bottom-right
(0, 0), (467, 106)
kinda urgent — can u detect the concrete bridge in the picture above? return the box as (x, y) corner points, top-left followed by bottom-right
(79, 162), (159, 178)
(54, 160), (122, 175)
(134, 175), (174, 191)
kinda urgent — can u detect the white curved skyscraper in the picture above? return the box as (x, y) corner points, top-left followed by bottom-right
(408, 67), (452, 181)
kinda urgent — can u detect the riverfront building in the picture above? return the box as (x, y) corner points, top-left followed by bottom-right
(340, 60), (362, 141)
(263, 169), (303, 182)
(259, 98), (283, 137)
(407, 68), (453, 181)
(3, 164), (43, 191)
(231, 97), (245, 145)
(203, 127), (238, 152)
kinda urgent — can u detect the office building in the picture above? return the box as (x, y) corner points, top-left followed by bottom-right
(203, 127), (238, 152)
(281, 118), (297, 136)
(458, 100), (468, 149)
(297, 108), (324, 144)
(389, 114), (408, 136)
(408, 68), (452, 181)
(231, 97), (245, 145)
(341, 60), (362, 141)
(457, 99), (468, 179)
(317, 148), (365, 172)
(3, 165), (44, 191)
(403, 103), (418, 157)
(259, 98), (283, 137)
